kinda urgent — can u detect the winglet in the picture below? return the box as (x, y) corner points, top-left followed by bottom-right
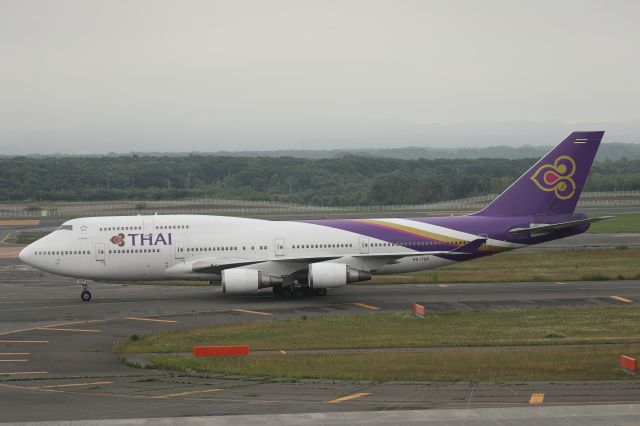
(449, 238), (487, 254)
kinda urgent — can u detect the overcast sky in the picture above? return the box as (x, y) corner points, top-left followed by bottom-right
(1, 0), (639, 154)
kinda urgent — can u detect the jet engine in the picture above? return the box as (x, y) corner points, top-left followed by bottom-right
(222, 268), (282, 294)
(308, 262), (371, 289)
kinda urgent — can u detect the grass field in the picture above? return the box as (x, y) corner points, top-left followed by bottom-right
(117, 307), (640, 381)
(368, 248), (640, 284)
(588, 213), (640, 233)
(115, 307), (640, 353)
(147, 347), (636, 381)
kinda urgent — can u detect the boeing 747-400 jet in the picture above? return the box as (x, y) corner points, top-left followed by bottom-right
(19, 131), (609, 301)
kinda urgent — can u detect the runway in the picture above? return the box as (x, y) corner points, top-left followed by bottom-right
(1, 261), (640, 423)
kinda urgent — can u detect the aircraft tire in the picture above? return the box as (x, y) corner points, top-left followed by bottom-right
(280, 288), (292, 299)
(80, 290), (92, 302)
(294, 289), (304, 299)
(314, 288), (327, 296)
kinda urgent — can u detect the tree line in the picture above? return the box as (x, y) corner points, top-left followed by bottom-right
(0, 155), (638, 205)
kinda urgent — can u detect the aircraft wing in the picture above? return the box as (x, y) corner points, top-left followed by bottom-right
(190, 256), (341, 275)
(508, 216), (612, 235)
(183, 239), (488, 276)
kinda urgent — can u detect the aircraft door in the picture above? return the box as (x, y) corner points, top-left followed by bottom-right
(95, 243), (105, 262)
(175, 242), (184, 260)
(274, 238), (284, 257)
(143, 217), (154, 235)
(359, 237), (369, 254)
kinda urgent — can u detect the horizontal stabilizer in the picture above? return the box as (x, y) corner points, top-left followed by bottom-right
(508, 216), (613, 235)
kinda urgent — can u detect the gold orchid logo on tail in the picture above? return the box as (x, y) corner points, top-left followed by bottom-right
(530, 156), (577, 200)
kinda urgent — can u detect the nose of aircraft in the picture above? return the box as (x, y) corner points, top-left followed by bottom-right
(18, 245), (31, 265)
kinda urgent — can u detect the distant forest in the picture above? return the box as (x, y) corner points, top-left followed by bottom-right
(1, 154), (639, 205)
(6, 142), (640, 161)
(196, 142), (640, 161)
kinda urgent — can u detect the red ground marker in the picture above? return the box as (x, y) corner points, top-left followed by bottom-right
(193, 345), (250, 357)
(620, 355), (638, 373)
(413, 303), (426, 318)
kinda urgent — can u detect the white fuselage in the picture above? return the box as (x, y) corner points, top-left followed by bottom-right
(19, 214), (518, 283)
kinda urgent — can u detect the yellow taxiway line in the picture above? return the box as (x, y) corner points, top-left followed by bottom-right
(0, 353), (29, 355)
(0, 359), (28, 362)
(327, 392), (371, 404)
(231, 308), (273, 316)
(153, 388), (221, 399)
(33, 381), (112, 389)
(0, 371), (47, 376)
(126, 317), (178, 324)
(529, 393), (545, 404)
(353, 303), (381, 311)
(610, 295), (633, 304)
(37, 328), (101, 333)
(0, 340), (48, 344)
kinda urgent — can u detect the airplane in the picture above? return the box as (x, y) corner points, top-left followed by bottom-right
(19, 131), (610, 302)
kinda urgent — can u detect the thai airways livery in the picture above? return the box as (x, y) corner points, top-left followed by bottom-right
(19, 131), (609, 301)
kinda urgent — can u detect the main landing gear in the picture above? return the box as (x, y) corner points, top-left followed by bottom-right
(78, 280), (91, 302)
(272, 286), (327, 299)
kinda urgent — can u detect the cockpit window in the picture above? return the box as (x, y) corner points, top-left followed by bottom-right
(57, 224), (73, 231)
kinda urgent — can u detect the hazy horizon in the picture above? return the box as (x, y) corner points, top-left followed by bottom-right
(2, 1), (639, 154)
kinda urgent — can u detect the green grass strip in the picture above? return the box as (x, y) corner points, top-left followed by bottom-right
(147, 347), (638, 382)
(588, 213), (640, 234)
(369, 248), (640, 284)
(115, 307), (640, 354)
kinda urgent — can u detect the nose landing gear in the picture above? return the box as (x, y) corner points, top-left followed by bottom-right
(78, 280), (91, 302)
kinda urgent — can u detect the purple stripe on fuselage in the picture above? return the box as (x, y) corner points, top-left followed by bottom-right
(303, 212), (589, 248)
(301, 219), (455, 251)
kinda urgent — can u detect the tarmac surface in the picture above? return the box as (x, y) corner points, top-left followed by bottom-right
(2, 260), (640, 423)
(4, 404), (640, 426)
(1, 213), (639, 424)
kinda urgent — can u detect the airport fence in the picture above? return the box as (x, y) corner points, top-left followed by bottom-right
(0, 190), (639, 219)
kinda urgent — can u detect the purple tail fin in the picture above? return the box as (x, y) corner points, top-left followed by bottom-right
(475, 131), (604, 217)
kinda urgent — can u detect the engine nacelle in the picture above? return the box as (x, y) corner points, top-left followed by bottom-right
(308, 263), (371, 289)
(222, 268), (282, 294)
